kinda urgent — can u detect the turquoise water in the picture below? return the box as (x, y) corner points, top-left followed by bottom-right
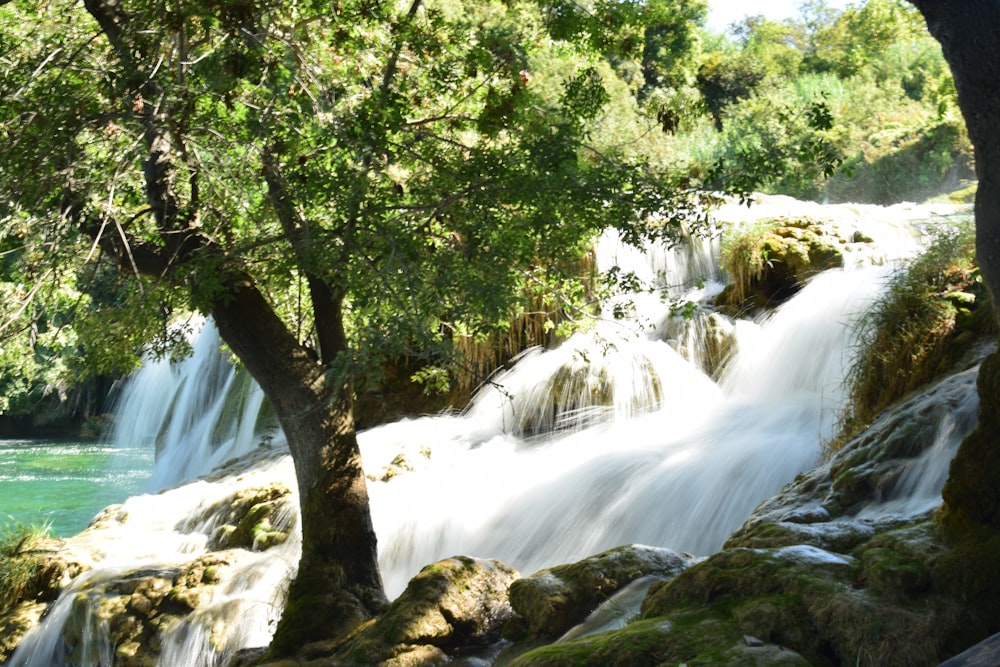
(0, 440), (154, 537)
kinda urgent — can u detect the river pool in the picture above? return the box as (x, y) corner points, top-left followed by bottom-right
(0, 439), (153, 537)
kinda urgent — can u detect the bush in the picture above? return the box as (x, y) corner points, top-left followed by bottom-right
(826, 118), (974, 204)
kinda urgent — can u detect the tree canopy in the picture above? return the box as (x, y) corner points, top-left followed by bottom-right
(0, 0), (709, 392)
(0, 0), (710, 652)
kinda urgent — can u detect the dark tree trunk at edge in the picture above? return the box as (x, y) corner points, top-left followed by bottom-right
(910, 0), (1000, 528)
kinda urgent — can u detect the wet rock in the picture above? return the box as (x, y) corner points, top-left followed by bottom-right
(0, 535), (82, 663)
(720, 217), (850, 311)
(664, 311), (737, 379)
(200, 483), (294, 551)
(0, 601), (47, 663)
(507, 545), (694, 639)
(57, 554), (231, 667)
(727, 365), (982, 553)
(331, 556), (518, 665)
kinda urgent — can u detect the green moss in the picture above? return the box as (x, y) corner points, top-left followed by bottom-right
(720, 218), (847, 310)
(930, 525), (1000, 654)
(946, 182), (977, 204)
(859, 548), (930, 597)
(207, 485), (291, 551)
(507, 615), (722, 667)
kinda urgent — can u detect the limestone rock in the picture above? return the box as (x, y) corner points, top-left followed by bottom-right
(197, 483), (294, 551)
(332, 555), (518, 665)
(57, 554), (231, 667)
(727, 365), (982, 553)
(507, 545), (693, 639)
(0, 535), (82, 663)
(720, 217), (849, 311)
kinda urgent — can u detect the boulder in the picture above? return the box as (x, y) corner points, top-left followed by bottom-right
(331, 555), (518, 665)
(506, 545), (693, 639)
(196, 483), (294, 551)
(720, 217), (849, 311)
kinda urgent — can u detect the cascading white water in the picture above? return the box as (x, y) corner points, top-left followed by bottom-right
(107, 321), (282, 491)
(10, 197), (976, 666)
(369, 265), (890, 595)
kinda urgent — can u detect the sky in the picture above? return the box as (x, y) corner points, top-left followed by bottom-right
(706, 0), (855, 33)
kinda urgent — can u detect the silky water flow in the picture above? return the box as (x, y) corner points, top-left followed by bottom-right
(9, 199), (978, 666)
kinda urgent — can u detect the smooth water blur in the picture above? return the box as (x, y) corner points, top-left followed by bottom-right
(8, 198), (975, 666)
(0, 440), (153, 536)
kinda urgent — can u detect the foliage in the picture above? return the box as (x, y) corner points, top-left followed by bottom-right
(835, 219), (990, 448)
(800, 0), (927, 79)
(682, 0), (968, 204)
(709, 90), (845, 199)
(0, 0), (708, 405)
(695, 50), (766, 131)
(826, 118), (973, 205)
(638, 0), (707, 133)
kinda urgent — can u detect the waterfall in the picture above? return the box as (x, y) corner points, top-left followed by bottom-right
(10, 198), (976, 665)
(107, 321), (282, 491)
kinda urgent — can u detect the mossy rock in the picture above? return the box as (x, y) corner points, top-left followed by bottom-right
(203, 483), (293, 551)
(331, 556), (518, 665)
(639, 542), (964, 666)
(0, 535), (81, 662)
(507, 545), (693, 640)
(55, 554), (230, 667)
(720, 218), (848, 312)
(505, 611), (809, 666)
(0, 601), (47, 663)
(930, 524), (1000, 655)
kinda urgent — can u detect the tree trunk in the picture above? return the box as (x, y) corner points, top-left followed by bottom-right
(909, 0), (1000, 528)
(210, 277), (387, 653)
(79, 0), (390, 653)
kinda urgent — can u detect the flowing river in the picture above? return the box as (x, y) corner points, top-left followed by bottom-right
(6, 196), (976, 666)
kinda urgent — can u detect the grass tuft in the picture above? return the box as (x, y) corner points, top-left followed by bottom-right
(832, 219), (988, 449)
(0, 517), (52, 615)
(719, 219), (779, 306)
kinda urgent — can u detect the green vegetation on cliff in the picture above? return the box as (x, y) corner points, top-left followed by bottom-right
(836, 218), (991, 446)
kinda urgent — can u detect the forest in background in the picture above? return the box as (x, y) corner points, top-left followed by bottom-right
(0, 0), (971, 435)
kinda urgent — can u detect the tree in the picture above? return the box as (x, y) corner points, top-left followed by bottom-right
(637, 0), (706, 132)
(904, 1), (1000, 530)
(0, 0), (702, 654)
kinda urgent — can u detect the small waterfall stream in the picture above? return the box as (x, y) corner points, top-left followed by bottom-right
(9, 198), (978, 666)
